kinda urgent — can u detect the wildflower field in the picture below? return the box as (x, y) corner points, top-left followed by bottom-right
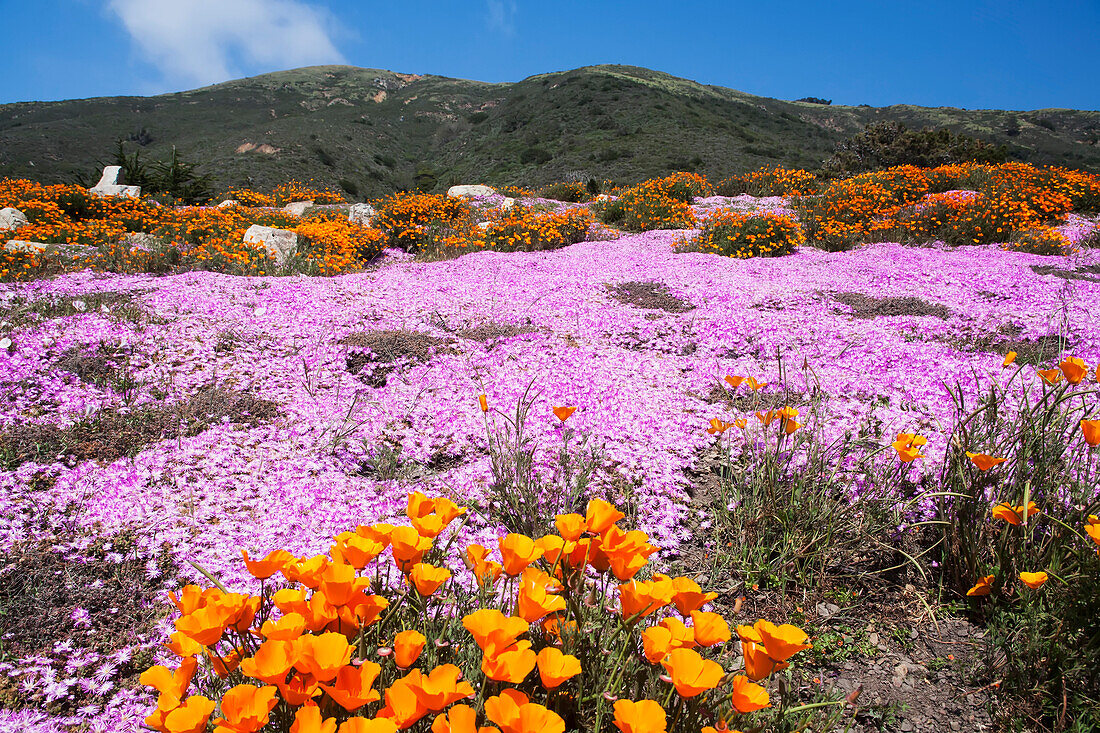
(0, 163), (1099, 733)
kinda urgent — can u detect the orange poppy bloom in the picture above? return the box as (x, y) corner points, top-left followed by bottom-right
(296, 632), (353, 682)
(481, 640), (537, 683)
(499, 534), (544, 576)
(707, 418), (735, 435)
(755, 410), (777, 427)
(740, 637), (786, 681)
(462, 609), (530, 658)
(724, 375), (745, 389)
(729, 674), (771, 713)
(240, 639), (299, 684)
(534, 535), (572, 566)
(390, 526), (433, 573)
(744, 377), (767, 392)
(892, 433), (927, 463)
(535, 647), (581, 689)
(600, 525), (659, 581)
(515, 567), (567, 622)
(1085, 522), (1100, 547)
(394, 630), (427, 668)
(212, 684), (279, 732)
(619, 576), (676, 620)
(670, 576), (718, 615)
(167, 585), (214, 617)
(552, 406), (577, 422)
(430, 704), (499, 733)
(241, 548), (297, 579)
(992, 501), (1040, 525)
(641, 619), (696, 664)
(273, 588), (310, 616)
(612, 699), (666, 733)
(966, 452), (1007, 471)
(260, 613), (307, 641)
(1059, 357), (1088, 385)
(355, 523), (394, 548)
(966, 575), (995, 597)
(690, 611), (731, 647)
(165, 631), (202, 659)
(585, 498), (625, 535)
(1002, 351), (1017, 368)
(753, 620), (812, 662)
(377, 674), (430, 729)
(317, 662), (382, 711)
(331, 533), (385, 569)
(175, 604), (231, 647)
(141, 657), (198, 713)
(1037, 368), (1063, 385)
(660, 648), (724, 697)
(336, 717), (398, 733)
(463, 544), (503, 588)
(278, 672), (322, 707)
(1082, 420), (1100, 448)
(289, 703), (337, 733)
(286, 555), (330, 589)
(554, 513), (587, 541)
(408, 664), (474, 711)
(319, 562), (366, 607)
(156, 695), (215, 733)
(478, 394), (488, 413)
(409, 563), (452, 596)
(484, 694), (565, 733)
(407, 492), (467, 538)
(1019, 571), (1049, 589)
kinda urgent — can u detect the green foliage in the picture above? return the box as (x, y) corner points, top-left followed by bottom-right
(537, 181), (589, 203)
(826, 122), (1009, 174)
(111, 142), (214, 204)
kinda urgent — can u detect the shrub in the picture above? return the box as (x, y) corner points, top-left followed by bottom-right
(647, 172), (713, 202)
(273, 180), (346, 206)
(715, 167), (819, 197)
(595, 180), (695, 232)
(293, 218), (388, 274)
(684, 211), (804, 258)
(435, 206), (592, 257)
(792, 178), (896, 251)
(826, 121), (1008, 174)
(370, 192), (474, 251)
(1003, 227), (1074, 256)
(536, 181), (589, 203)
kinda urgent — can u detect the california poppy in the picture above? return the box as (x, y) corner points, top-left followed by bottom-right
(462, 610), (530, 658)
(157, 695), (215, 733)
(619, 577), (676, 620)
(707, 418), (734, 435)
(724, 375), (744, 389)
(481, 640), (537, 683)
(377, 674), (429, 729)
(240, 639), (299, 684)
(1002, 351), (1017, 368)
(484, 695), (565, 733)
(1037, 368), (1063, 386)
(600, 525), (659, 581)
(515, 568), (567, 622)
(670, 576), (718, 615)
(394, 630), (427, 668)
(966, 452), (1007, 471)
(241, 548), (297, 580)
(409, 563), (452, 597)
(554, 513), (586, 542)
(1059, 357), (1088, 385)
(331, 533), (385, 569)
(478, 394), (488, 412)
(408, 664), (474, 711)
(552, 406), (577, 422)
(690, 610), (731, 647)
(290, 703), (337, 733)
(892, 433), (927, 463)
(212, 684), (279, 732)
(535, 647), (581, 689)
(296, 632), (353, 682)
(390, 526), (433, 573)
(966, 575), (995, 597)
(1019, 571), (1049, 589)
(430, 704), (499, 733)
(729, 674), (770, 713)
(1085, 522), (1100, 547)
(1082, 419), (1100, 448)
(660, 648), (724, 697)
(336, 717), (398, 733)
(585, 498), (625, 535)
(992, 501), (1040, 526)
(499, 534), (544, 576)
(749, 619), (811, 662)
(612, 699), (666, 733)
(317, 662), (383, 711)
(744, 377), (766, 392)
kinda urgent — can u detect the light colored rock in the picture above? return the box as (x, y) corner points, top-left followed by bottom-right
(121, 233), (163, 251)
(3, 240), (46, 254)
(283, 200), (314, 216)
(447, 184), (496, 199)
(348, 203), (376, 227)
(3, 240), (97, 259)
(476, 221), (492, 230)
(0, 207), (28, 231)
(243, 225), (298, 265)
(595, 194), (612, 202)
(89, 166), (141, 198)
(500, 197), (515, 211)
(216, 200), (238, 208)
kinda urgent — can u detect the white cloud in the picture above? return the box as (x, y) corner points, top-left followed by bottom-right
(486, 0), (516, 35)
(107, 0), (346, 88)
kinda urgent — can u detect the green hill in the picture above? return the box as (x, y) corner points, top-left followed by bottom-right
(1, 64), (1097, 198)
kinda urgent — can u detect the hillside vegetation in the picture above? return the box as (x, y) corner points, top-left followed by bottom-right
(1, 64), (1098, 198)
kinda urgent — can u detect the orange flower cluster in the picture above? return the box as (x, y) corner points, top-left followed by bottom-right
(295, 219), (388, 275)
(273, 181), (347, 206)
(717, 167), (820, 197)
(439, 206), (592, 254)
(143, 492), (809, 732)
(370, 192), (474, 250)
(691, 211), (804, 258)
(602, 181), (697, 232)
(1004, 226), (1073, 256)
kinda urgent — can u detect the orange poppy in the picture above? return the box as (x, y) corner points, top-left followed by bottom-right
(277, 672), (321, 707)
(641, 619), (696, 664)
(1059, 357), (1088, 385)
(1037, 368), (1063, 385)
(670, 576), (718, 616)
(966, 575), (995, 597)
(330, 533), (385, 569)
(408, 664), (474, 711)
(157, 695), (215, 733)
(554, 513), (587, 541)
(260, 613), (307, 641)
(707, 418), (735, 435)
(481, 640), (537, 683)
(755, 410), (777, 427)
(612, 699), (666, 733)
(660, 648), (724, 697)
(724, 375), (745, 389)
(992, 501), (1040, 526)
(1085, 522), (1100, 547)
(585, 498), (625, 535)
(407, 492), (467, 538)
(966, 452), (1007, 471)
(285, 555), (330, 589)
(296, 632), (353, 682)
(1002, 351), (1017, 368)
(499, 534), (544, 576)
(337, 718), (398, 733)
(390, 526), (433, 573)
(535, 647), (581, 689)
(319, 562), (366, 607)
(552, 406), (577, 422)
(462, 609), (530, 658)
(619, 576), (676, 620)
(1082, 419), (1100, 448)
(241, 548), (297, 579)
(212, 684), (279, 732)
(515, 568), (567, 622)
(729, 674), (771, 713)
(892, 433), (927, 463)
(484, 694), (565, 733)
(317, 662), (382, 711)
(744, 377), (766, 392)
(431, 704), (499, 733)
(600, 525), (659, 581)
(690, 611), (731, 647)
(534, 535), (572, 566)
(479, 394), (488, 412)
(754, 620), (812, 662)
(1019, 571), (1049, 589)
(394, 630), (427, 668)
(141, 657), (198, 713)
(165, 631), (202, 659)
(175, 604), (231, 647)
(240, 639), (299, 684)
(409, 563), (452, 596)
(377, 674), (430, 729)
(355, 523), (394, 548)
(290, 703), (337, 733)
(740, 637), (786, 681)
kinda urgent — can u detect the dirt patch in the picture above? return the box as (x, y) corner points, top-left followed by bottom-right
(1030, 264), (1100, 283)
(0, 386), (279, 469)
(950, 323), (1068, 366)
(834, 292), (954, 320)
(456, 322), (542, 346)
(54, 342), (132, 387)
(0, 528), (177, 715)
(3, 291), (154, 330)
(342, 329), (458, 387)
(607, 281), (695, 313)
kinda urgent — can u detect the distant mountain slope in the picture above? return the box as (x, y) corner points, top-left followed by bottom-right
(1, 64), (1097, 198)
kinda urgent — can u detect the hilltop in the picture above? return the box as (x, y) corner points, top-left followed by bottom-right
(1, 64), (1098, 197)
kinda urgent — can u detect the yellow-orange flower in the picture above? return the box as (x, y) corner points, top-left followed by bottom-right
(296, 632), (353, 682)
(966, 575), (995, 597)
(499, 534), (543, 576)
(481, 640), (537, 683)
(337, 718), (398, 733)
(1019, 571), (1049, 589)
(612, 699), (666, 733)
(553, 513), (586, 541)
(724, 375), (745, 389)
(1037, 368), (1063, 385)
(752, 619), (812, 662)
(660, 648), (724, 698)
(1003, 351), (1017, 368)
(515, 567), (567, 622)
(1082, 419), (1100, 448)
(992, 501), (1040, 526)
(159, 695), (215, 733)
(729, 674), (771, 713)
(585, 498), (625, 535)
(409, 563), (452, 597)
(431, 704), (499, 733)
(669, 576), (717, 615)
(478, 394), (488, 412)
(1059, 357), (1088, 385)
(535, 647), (581, 689)
(240, 639), (299, 684)
(484, 693), (565, 733)
(966, 452), (1007, 471)
(290, 703), (337, 733)
(390, 526), (433, 573)
(212, 684), (279, 733)
(393, 630), (427, 668)
(690, 610), (731, 647)
(1085, 522), (1100, 547)
(552, 406), (577, 422)
(241, 549), (297, 579)
(619, 576), (676, 619)
(317, 662), (382, 711)
(892, 433), (927, 463)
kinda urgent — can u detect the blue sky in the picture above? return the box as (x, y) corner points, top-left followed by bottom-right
(2, 0), (1097, 110)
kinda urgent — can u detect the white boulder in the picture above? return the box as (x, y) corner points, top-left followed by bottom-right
(0, 207), (28, 231)
(216, 200), (238, 208)
(447, 184), (496, 199)
(500, 197), (515, 211)
(3, 241), (97, 259)
(283, 200), (314, 216)
(3, 240), (46, 254)
(243, 225), (298, 265)
(348, 203), (375, 227)
(89, 166), (141, 198)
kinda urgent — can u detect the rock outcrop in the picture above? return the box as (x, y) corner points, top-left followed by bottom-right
(0, 207), (28, 231)
(348, 203), (375, 227)
(89, 166), (141, 198)
(447, 184), (496, 199)
(243, 225), (298, 265)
